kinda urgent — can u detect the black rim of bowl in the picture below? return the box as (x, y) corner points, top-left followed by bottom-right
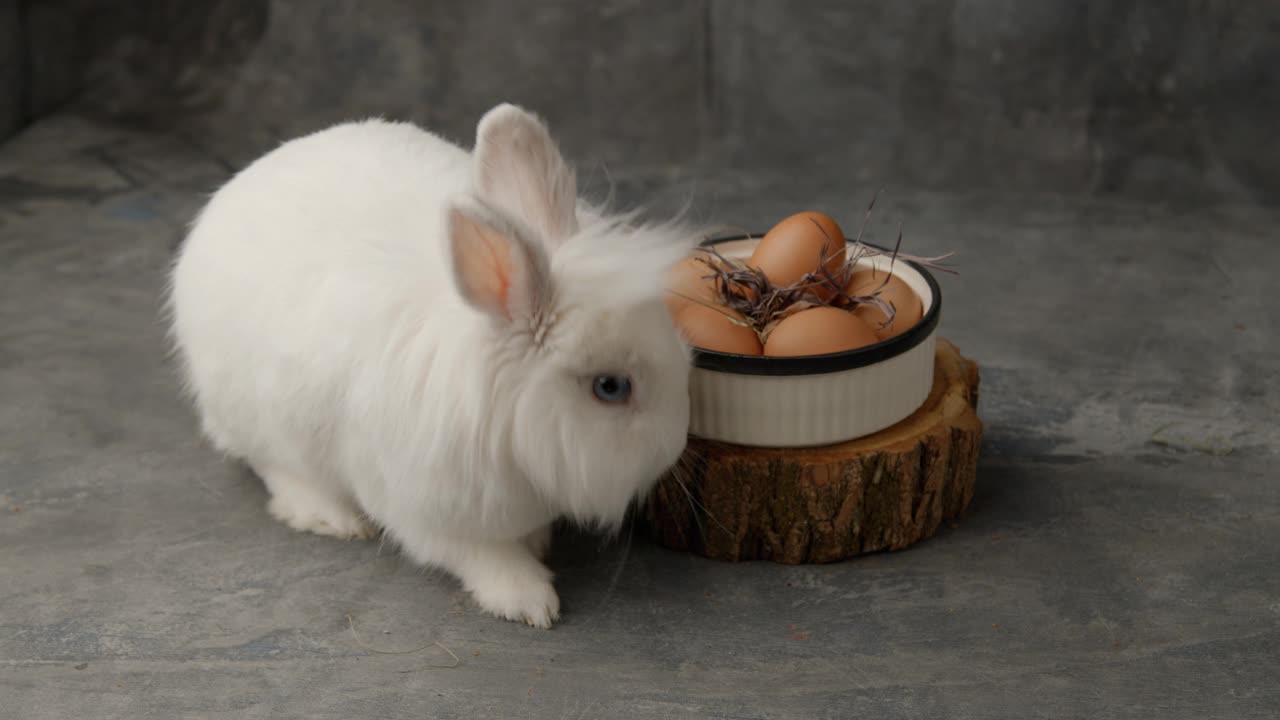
(689, 232), (942, 377)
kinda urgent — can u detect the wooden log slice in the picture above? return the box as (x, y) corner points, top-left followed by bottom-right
(644, 339), (983, 563)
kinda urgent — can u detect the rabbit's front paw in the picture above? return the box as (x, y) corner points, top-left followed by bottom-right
(472, 574), (561, 629)
(400, 535), (561, 628)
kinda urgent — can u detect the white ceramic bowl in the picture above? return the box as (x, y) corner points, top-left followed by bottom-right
(688, 234), (942, 448)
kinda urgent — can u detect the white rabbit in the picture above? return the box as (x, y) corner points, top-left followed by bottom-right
(167, 104), (697, 628)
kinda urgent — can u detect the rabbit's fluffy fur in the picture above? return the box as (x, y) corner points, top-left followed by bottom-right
(167, 104), (696, 627)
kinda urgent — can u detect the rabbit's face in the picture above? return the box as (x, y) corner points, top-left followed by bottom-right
(509, 297), (690, 528)
(447, 103), (703, 527)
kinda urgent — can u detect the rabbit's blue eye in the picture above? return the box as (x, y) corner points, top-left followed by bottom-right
(591, 375), (632, 404)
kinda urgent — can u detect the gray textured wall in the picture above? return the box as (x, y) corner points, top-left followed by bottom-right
(0, 0), (21, 141)
(9, 0), (1280, 203)
(709, 2), (1280, 202)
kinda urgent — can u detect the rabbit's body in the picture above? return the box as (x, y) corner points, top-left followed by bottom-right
(169, 106), (694, 627)
(172, 121), (550, 540)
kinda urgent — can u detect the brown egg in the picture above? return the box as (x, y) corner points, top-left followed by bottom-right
(749, 212), (846, 300)
(763, 307), (879, 357)
(676, 303), (762, 355)
(846, 268), (923, 340)
(665, 255), (722, 318)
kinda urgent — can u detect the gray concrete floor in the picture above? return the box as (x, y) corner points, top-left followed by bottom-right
(2, 115), (1278, 719)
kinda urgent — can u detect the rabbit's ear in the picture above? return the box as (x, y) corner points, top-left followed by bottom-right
(472, 104), (578, 251)
(447, 203), (551, 324)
